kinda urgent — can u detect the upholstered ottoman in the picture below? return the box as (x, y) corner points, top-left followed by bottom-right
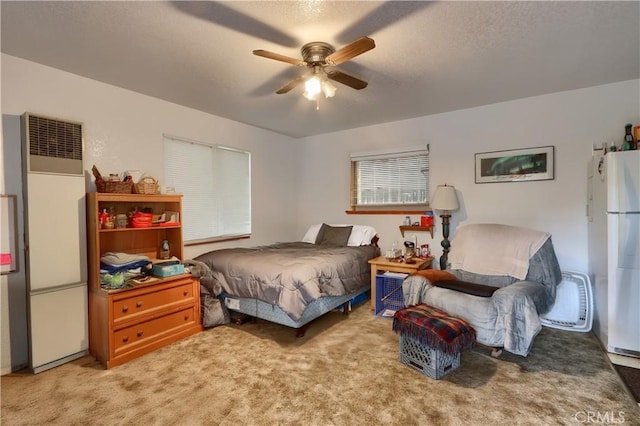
(392, 304), (476, 380)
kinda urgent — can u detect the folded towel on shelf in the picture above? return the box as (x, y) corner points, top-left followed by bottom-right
(100, 252), (149, 266)
(100, 260), (151, 274)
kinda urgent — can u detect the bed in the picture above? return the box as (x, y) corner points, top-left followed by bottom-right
(194, 224), (380, 335)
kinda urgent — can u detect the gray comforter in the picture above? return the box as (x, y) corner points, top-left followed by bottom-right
(195, 242), (379, 321)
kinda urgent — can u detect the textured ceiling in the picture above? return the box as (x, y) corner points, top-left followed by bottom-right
(2, 1), (639, 138)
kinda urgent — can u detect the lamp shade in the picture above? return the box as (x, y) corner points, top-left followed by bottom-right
(431, 184), (459, 211)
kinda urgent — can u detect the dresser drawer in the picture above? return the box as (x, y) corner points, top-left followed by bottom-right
(112, 279), (194, 324)
(113, 306), (197, 355)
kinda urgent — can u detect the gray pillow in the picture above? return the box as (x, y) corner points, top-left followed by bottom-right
(314, 223), (329, 244)
(316, 224), (353, 246)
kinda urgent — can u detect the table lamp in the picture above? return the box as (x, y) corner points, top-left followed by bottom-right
(430, 184), (459, 270)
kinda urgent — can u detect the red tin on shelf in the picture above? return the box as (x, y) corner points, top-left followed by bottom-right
(129, 212), (153, 228)
(420, 212), (434, 227)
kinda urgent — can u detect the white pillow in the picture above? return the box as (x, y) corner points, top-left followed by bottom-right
(347, 227), (366, 246)
(302, 223), (323, 243)
(348, 225), (377, 246)
(302, 223), (377, 246)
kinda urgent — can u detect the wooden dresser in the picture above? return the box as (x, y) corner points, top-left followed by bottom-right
(87, 193), (202, 368)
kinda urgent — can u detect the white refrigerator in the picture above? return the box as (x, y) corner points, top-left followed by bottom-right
(588, 150), (640, 358)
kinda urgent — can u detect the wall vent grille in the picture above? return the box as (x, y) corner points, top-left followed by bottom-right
(23, 113), (83, 175)
(28, 115), (82, 160)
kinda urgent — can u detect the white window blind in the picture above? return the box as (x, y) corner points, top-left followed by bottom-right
(163, 135), (251, 243)
(350, 145), (429, 207)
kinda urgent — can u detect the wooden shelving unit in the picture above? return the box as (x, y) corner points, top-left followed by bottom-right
(399, 225), (434, 238)
(87, 192), (201, 368)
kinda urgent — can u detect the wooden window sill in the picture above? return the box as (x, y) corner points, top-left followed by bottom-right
(185, 234), (250, 247)
(345, 209), (431, 215)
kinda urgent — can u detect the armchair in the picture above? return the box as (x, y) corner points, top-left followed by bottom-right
(402, 224), (562, 356)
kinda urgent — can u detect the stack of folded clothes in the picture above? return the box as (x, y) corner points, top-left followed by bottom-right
(100, 252), (151, 275)
(100, 252), (152, 289)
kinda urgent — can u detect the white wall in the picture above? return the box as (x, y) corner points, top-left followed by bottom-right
(1, 54), (300, 373)
(2, 53), (638, 373)
(297, 79), (640, 273)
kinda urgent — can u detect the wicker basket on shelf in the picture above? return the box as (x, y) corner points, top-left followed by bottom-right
(133, 176), (160, 195)
(92, 165), (133, 194)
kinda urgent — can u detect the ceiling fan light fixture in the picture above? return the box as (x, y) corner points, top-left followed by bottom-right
(303, 76), (322, 100)
(303, 67), (336, 101)
(254, 37), (374, 102)
(322, 78), (337, 98)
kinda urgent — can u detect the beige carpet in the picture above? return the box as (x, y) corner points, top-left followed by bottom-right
(2, 302), (639, 426)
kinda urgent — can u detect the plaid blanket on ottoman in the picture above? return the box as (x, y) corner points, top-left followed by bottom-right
(392, 304), (476, 355)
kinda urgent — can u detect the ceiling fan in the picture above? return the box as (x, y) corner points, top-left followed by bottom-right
(253, 36), (375, 101)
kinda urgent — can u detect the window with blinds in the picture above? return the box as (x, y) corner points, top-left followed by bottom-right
(163, 135), (251, 243)
(350, 146), (429, 209)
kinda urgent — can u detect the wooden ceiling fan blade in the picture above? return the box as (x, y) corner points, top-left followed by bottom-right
(325, 36), (375, 66)
(327, 70), (368, 90)
(253, 50), (306, 66)
(275, 76), (306, 94)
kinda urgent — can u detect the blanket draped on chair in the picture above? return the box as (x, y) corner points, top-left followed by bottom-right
(448, 224), (550, 279)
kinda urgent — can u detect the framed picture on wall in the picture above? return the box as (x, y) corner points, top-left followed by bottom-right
(475, 146), (555, 184)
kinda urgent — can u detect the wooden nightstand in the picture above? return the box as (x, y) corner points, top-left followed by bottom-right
(367, 256), (433, 311)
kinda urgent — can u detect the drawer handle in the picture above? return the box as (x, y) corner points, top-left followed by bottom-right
(122, 335), (129, 343)
(122, 305), (128, 313)
(136, 301), (143, 308)
(137, 330), (144, 337)
(183, 290), (188, 296)
(184, 315), (189, 321)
